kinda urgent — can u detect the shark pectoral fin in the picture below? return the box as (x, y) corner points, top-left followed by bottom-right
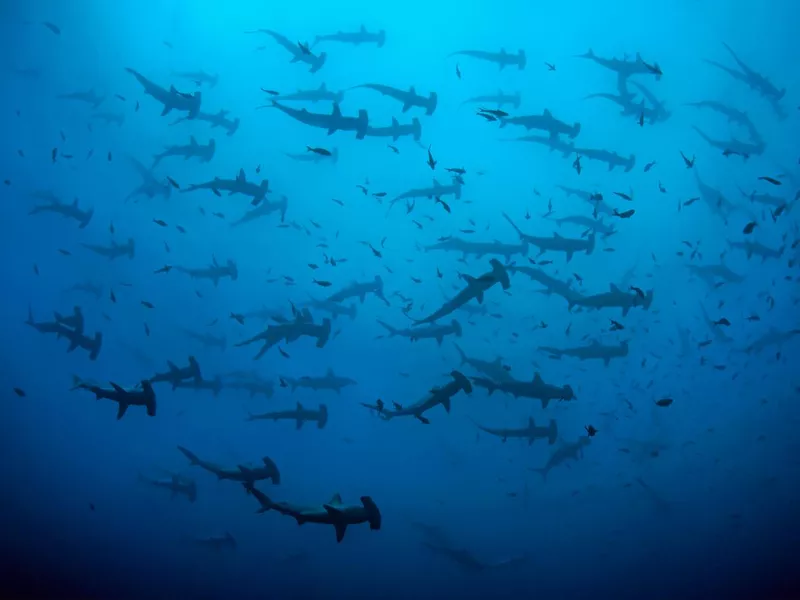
(116, 403), (128, 420)
(603, 358), (610, 367)
(161, 106), (172, 116)
(110, 382), (125, 393)
(401, 103), (411, 113)
(622, 307), (630, 317)
(296, 419), (304, 430)
(475, 291), (484, 304)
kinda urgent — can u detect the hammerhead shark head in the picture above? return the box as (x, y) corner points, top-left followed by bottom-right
(507, 265), (583, 308)
(138, 472), (197, 502)
(413, 259), (510, 325)
(424, 237), (528, 260)
(76, 380), (156, 420)
(499, 109), (581, 139)
(470, 372), (575, 408)
(249, 29), (327, 73)
(152, 136), (215, 167)
(572, 147), (636, 172)
(577, 49), (662, 81)
(177, 446), (281, 483)
(243, 483), (381, 543)
(231, 195), (288, 226)
(29, 195), (94, 228)
(26, 306), (103, 361)
(183, 168), (270, 206)
(461, 90), (521, 109)
(125, 68), (201, 118)
(247, 403), (329, 429)
(313, 25), (386, 48)
(472, 416), (558, 445)
(81, 238), (135, 260)
(452, 343), (513, 383)
(571, 283), (654, 316)
(148, 356), (202, 388)
(503, 212), (595, 262)
(378, 319), (463, 345)
(235, 308), (331, 359)
(349, 83), (438, 115)
(281, 368), (357, 393)
(327, 275), (388, 305)
(174, 257), (238, 286)
(56, 89), (105, 108)
(449, 48), (527, 70)
(125, 157), (171, 202)
(270, 100), (369, 139)
(530, 437), (591, 481)
(364, 117), (422, 142)
(539, 340), (629, 366)
(369, 370), (472, 424)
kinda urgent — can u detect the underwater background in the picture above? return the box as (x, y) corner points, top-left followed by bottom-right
(2, 0), (799, 598)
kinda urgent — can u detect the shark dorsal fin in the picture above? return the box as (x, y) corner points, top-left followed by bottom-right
(409, 86), (416, 95)
(110, 382), (125, 393)
(236, 168), (246, 183)
(169, 85), (177, 94)
(610, 283), (620, 293)
(533, 372), (543, 384)
(332, 103), (342, 117)
(392, 117), (399, 127)
(463, 274), (477, 285)
(296, 402), (303, 411)
(432, 178), (441, 188)
(543, 108), (552, 118)
(328, 493), (343, 505)
(190, 136), (197, 146)
(553, 232), (562, 239)
(167, 360), (178, 372)
(319, 83), (327, 90)
(528, 416), (536, 429)
(326, 367), (334, 376)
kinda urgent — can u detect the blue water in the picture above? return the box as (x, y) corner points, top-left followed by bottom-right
(3, 0), (799, 598)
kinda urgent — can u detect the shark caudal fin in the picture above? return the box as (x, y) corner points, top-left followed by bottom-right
(547, 419), (558, 445)
(361, 496), (382, 530)
(376, 30), (386, 48)
(317, 404), (329, 429)
(79, 208), (94, 229)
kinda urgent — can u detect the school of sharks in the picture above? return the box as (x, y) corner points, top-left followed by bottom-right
(4, 4), (800, 596)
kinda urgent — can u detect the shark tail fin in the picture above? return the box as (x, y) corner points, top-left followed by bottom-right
(453, 342), (467, 365)
(177, 446), (201, 466)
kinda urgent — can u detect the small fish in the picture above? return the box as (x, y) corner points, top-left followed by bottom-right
(613, 209), (635, 219)
(51, 148), (58, 163)
(110, 290), (116, 303)
(13, 388), (26, 397)
(313, 279), (332, 287)
(144, 323), (150, 337)
(306, 146), (332, 156)
(166, 176), (180, 189)
(455, 64), (461, 79)
(572, 155), (582, 175)
(742, 221), (757, 234)
(613, 191), (632, 201)
(680, 151), (695, 169)
(153, 265), (172, 274)
(278, 347), (290, 359)
(141, 301), (155, 309)
(43, 21), (61, 35)
(655, 398), (673, 407)
(387, 145), (399, 154)
(426, 146), (437, 170)
(58, 249), (71, 256)
(585, 424), (597, 437)
(153, 219), (168, 227)
(713, 318), (731, 327)
(176, 225), (186, 233)
(545, 62), (556, 71)
(107, 151), (112, 162)
(683, 197), (699, 206)
(643, 161), (656, 172)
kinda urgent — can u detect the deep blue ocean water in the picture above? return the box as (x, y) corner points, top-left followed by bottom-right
(2, 1), (799, 599)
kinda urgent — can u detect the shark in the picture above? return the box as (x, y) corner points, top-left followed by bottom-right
(686, 261), (745, 288)
(170, 69), (219, 87)
(243, 483), (381, 543)
(557, 185), (614, 216)
(173, 376), (224, 397)
(413, 259), (510, 325)
(313, 25), (386, 48)
(390, 179), (462, 208)
(285, 147), (339, 163)
(742, 327), (800, 354)
(125, 157), (171, 202)
(56, 89), (105, 108)
(76, 380), (156, 420)
(148, 356), (202, 388)
(530, 437), (592, 481)
(572, 147), (636, 172)
(349, 83), (437, 115)
(376, 370), (472, 424)
(81, 238), (135, 260)
(138, 472), (197, 502)
(737, 187), (789, 211)
(502, 133), (575, 158)
(699, 303), (733, 345)
(183, 168), (270, 206)
(506, 265), (583, 308)
(628, 81), (671, 124)
(470, 372), (575, 408)
(179, 328), (227, 351)
(90, 112), (125, 126)
(570, 283), (654, 316)
(250, 29), (327, 73)
(423, 237), (528, 260)
(25, 307), (103, 360)
(224, 375), (275, 399)
(174, 257), (238, 286)
(364, 116), (422, 142)
(461, 90), (521, 109)
(173, 109), (240, 136)
(728, 239), (784, 262)
(449, 48), (527, 70)
(125, 67), (201, 118)
(235, 309), (331, 360)
(421, 541), (527, 572)
(472, 416), (558, 445)
(247, 403), (329, 429)
(152, 136), (215, 167)
(503, 212), (595, 262)
(547, 214), (616, 238)
(378, 319), (463, 345)
(231, 195), (288, 226)
(302, 297), (357, 320)
(694, 169), (737, 221)
(177, 446), (281, 484)
(281, 368), (357, 393)
(577, 49), (661, 80)
(29, 195), (94, 228)
(65, 281), (103, 300)
(271, 83), (344, 104)
(327, 275), (388, 305)
(270, 101), (369, 139)
(692, 126), (764, 158)
(684, 100), (758, 134)
(499, 109), (581, 139)
(452, 343), (513, 383)
(539, 340), (629, 366)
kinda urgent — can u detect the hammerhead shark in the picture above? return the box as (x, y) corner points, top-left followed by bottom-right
(81, 238), (135, 260)
(570, 283), (654, 316)
(26, 306), (103, 361)
(413, 259), (510, 325)
(507, 265), (583, 308)
(170, 69), (218, 88)
(249, 29), (327, 73)
(125, 67), (201, 118)
(138, 472), (197, 502)
(243, 483), (381, 543)
(452, 343), (513, 383)
(472, 416), (558, 445)
(177, 446), (281, 483)
(470, 372), (575, 408)
(174, 257), (238, 286)
(461, 90), (521, 109)
(280, 368), (357, 393)
(503, 212), (595, 262)
(369, 370), (472, 424)
(502, 133), (575, 159)
(378, 319), (462, 345)
(692, 126), (764, 158)
(390, 179), (462, 208)
(364, 116), (422, 142)
(125, 157), (171, 202)
(499, 109), (581, 139)
(327, 275), (388, 305)
(270, 101), (369, 139)
(576, 49), (662, 80)
(270, 83), (344, 104)
(56, 89), (105, 108)
(247, 403), (329, 429)
(183, 168), (270, 206)
(173, 109), (240, 136)
(349, 83), (438, 115)
(742, 327), (800, 354)
(235, 308), (331, 360)
(148, 356), (202, 388)
(313, 25), (386, 48)
(539, 340), (629, 366)
(530, 437), (591, 481)
(152, 136), (215, 167)
(423, 237), (528, 260)
(449, 48), (527, 70)
(572, 147), (636, 172)
(231, 195), (288, 226)
(29, 195), (94, 228)
(75, 380), (156, 420)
